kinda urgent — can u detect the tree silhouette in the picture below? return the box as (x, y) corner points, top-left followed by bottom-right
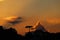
(25, 26), (32, 32)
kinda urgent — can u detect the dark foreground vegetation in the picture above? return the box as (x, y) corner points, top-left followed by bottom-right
(0, 26), (60, 40)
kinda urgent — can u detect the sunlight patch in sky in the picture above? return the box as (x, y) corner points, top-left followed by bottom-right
(0, 0), (4, 2)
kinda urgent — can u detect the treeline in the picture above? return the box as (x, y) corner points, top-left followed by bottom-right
(0, 26), (60, 40)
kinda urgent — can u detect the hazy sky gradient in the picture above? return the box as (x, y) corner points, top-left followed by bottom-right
(0, 0), (60, 35)
(0, 0), (60, 18)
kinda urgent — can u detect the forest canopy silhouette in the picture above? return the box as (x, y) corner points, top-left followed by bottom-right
(0, 25), (60, 40)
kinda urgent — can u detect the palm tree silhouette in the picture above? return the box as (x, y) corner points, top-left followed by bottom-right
(25, 26), (32, 32)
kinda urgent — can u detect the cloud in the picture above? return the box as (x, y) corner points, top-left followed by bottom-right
(46, 18), (60, 24)
(4, 16), (22, 25)
(0, 16), (23, 29)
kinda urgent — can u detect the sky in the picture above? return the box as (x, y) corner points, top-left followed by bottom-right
(0, 0), (60, 35)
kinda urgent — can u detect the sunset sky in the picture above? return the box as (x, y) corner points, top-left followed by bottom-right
(0, 0), (60, 35)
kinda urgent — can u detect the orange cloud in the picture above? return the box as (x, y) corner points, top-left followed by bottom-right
(46, 18), (60, 24)
(0, 16), (22, 29)
(4, 16), (19, 22)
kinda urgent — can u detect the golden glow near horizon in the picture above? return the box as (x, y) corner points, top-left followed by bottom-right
(46, 18), (60, 24)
